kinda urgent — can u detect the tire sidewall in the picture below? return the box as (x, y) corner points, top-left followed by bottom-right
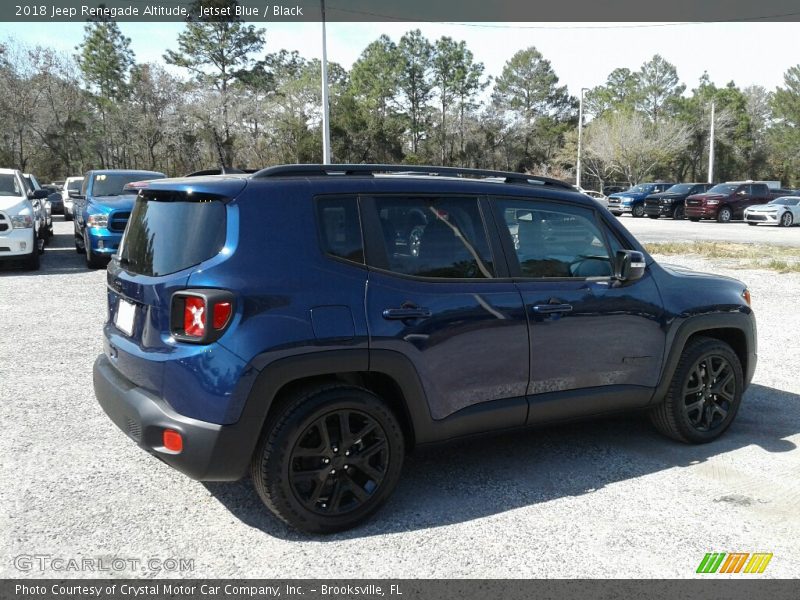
(255, 388), (405, 533)
(717, 207), (732, 223)
(780, 211), (792, 227)
(632, 204), (645, 218)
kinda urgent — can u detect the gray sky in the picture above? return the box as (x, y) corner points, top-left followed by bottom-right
(1, 21), (797, 95)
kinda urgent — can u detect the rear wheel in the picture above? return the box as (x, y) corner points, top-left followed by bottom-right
(251, 384), (405, 533)
(779, 211), (793, 227)
(716, 206), (732, 223)
(689, 218), (700, 222)
(632, 204), (645, 218)
(650, 337), (743, 444)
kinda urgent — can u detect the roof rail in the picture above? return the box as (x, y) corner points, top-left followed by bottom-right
(251, 163), (573, 190)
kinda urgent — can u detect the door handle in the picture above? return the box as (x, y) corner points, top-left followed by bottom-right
(382, 307), (432, 320)
(531, 303), (573, 314)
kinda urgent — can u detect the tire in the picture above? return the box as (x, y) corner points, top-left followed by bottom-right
(716, 206), (732, 223)
(672, 205), (685, 220)
(631, 204), (645, 218)
(251, 384), (405, 534)
(779, 211), (793, 227)
(84, 231), (105, 269)
(647, 214), (660, 219)
(747, 222), (758, 226)
(689, 218), (700, 222)
(64, 210), (73, 222)
(650, 337), (743, 444)
(610, 211), (622, 217)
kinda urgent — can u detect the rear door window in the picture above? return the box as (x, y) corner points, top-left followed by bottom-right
(119, 192), (227, 276)
(365, 196), (494, 279)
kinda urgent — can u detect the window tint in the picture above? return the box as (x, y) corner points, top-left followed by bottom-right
(498, 199), (613, 278)
(92, 172), (165, 197)
(0, 174), (22, 196)
(119, 193), (226, 277)
(371, 196), (493, 279)
(316, 197), (364, 264)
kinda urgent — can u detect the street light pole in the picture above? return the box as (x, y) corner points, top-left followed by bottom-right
(708, 101), (715, 183)
(576, 87), (588, 189)
(320, 0), (332, 164)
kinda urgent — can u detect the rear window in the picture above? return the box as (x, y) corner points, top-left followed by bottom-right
(118, 193), (227, 276)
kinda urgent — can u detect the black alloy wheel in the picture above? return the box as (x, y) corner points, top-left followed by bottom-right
(288, 409), (389, 516)
(681, 354), (735, 433)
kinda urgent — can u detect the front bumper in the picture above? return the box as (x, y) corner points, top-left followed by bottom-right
(685, 205), (716, 218)
(93, 354), (253, 481)
(86, 228), (123, 255)
(644, 203), (674, 216)
(744, 212), (779, 225)
(0, 227), (35, 259)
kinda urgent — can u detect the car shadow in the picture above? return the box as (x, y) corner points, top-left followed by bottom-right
(204, 383), (799, 540)
(0, 217), (92, 276)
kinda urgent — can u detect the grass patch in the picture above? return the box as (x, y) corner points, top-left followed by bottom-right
(645, 241), (800, 273)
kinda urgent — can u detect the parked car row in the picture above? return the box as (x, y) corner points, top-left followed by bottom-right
(606, 180), (800, 226)
(0, 168), (52, 270)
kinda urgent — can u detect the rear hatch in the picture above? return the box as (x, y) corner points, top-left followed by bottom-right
(103, 178), (247, 394)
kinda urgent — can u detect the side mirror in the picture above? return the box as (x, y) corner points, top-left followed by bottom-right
(68, 191), (84, 200)
(29, 189), (49, 200)
(614, 250), (646, 283)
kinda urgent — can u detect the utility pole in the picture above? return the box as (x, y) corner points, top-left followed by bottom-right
(320, 0), (332, 164)
(708, 101), (715, 183)
(576, 87), (588, 189)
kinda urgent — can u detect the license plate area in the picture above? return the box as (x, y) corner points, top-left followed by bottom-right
(115, 298), (137, 336)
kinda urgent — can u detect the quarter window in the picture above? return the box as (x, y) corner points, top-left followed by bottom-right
(370, 196), (494, 279)
(316, 197), (364, 264)
(497, 199), (613, 278)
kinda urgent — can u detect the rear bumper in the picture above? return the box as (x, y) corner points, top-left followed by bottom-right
(93, 354), (253, 481)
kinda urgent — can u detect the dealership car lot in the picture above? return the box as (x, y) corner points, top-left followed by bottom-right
(620, 215), (800, 248)
(1, 217), (799, 578)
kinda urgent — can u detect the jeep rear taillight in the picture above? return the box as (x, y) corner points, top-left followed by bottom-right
(171, 290), (234, 343)
(184, 297), (206, 337)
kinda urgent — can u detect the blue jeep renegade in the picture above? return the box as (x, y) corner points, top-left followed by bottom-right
(94, 164), (757, 533)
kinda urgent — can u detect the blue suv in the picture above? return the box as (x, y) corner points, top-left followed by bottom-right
(73, 169), (165, 268)
(93, 165), (757, 533)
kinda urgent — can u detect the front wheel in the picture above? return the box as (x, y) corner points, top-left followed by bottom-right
(22, 232), (40, 271)
(610, 211), (622, 217)
(716, 206), (733, 223)
(84, 231), (105, 269)
(648, 215), (660, 220)
(650, 337), (743, 444)
(251, 384), (405, 533)
(631, 204), (645, 218)
(689, 218), (700, 222)
(672, 205), (685, 220)
(747, 222), (758, 226)
(779, 211), (794, 227)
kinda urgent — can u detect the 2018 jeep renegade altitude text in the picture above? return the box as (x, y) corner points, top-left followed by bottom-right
(93, 164), (757, 533)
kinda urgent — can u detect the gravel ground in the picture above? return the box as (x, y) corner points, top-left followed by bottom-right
(619, 214), (800, 247)
(1, 217), (799, 579)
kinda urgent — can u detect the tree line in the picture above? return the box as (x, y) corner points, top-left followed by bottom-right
(1, 16), (798, 188)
